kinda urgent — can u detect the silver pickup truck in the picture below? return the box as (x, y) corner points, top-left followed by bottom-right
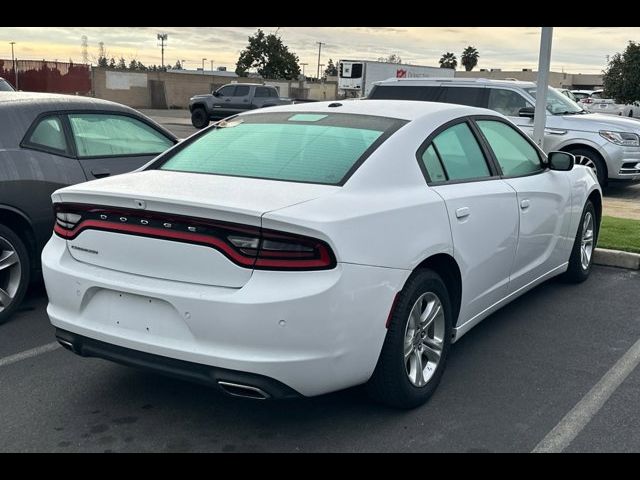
(189, 83), (293, 128)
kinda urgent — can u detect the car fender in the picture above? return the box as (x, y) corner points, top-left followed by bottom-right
(566, 164), (602, 245)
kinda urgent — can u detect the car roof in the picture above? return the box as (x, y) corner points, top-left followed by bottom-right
(0, 91), (136, 111)
(240, 99), (502, 122)
(373, 77), (537, 88)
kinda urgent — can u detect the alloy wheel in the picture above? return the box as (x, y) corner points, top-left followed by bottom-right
(581, 211), (594, 270)
(403, 292), (445, 387)
(0, 235), (21, 313)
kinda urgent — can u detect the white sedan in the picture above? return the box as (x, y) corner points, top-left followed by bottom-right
(42, 100), (601, 408)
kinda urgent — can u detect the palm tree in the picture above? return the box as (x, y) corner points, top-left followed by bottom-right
(439, 52), (457, 70)
(461, 46), (479, 71)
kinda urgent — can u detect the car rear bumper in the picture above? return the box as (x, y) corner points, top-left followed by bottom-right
(42, 235), (409, 397)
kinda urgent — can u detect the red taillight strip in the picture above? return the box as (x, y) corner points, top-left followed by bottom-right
(55, 220), (256, 267)
(53, 204), (337, 271)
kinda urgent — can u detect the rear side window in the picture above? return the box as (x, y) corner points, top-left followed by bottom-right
(234, 85), (250, 97)
(156, 112), (405, 185)
(269, 88), (279, 98)
(439, 87), (485, 107)
(430, 122), (491, 181)
(476, 120), (542, 177)
(24, 116), (68, 154)
(255, 87), (270, 97)
(68, 113), (174, 158)
(369, 85), (440, 101)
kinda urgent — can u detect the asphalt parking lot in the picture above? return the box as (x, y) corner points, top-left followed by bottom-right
(1, 266), (639, 452)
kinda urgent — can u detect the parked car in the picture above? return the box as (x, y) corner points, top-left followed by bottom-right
(570, 89), (595, 102)
(0, 77), (15, 91)
(188, 83), (293, 129)
(43, 100), (601, 409)
(0, 92), (178, 323)
(369, 78), (640, 185)
(623, 101), (640, 119)
(580, 89), (625, 116)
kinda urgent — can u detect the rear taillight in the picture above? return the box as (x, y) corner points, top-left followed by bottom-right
(583, 98), (593, 104)
(53, 203), (336, 271)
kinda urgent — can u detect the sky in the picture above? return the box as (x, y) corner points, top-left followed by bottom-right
(1, 27), (638, 74)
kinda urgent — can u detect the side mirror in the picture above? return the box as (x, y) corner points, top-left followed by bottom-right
(213, 91), (221, 97)
(519, 107), (535, 118)
(548, 151), (574, 171)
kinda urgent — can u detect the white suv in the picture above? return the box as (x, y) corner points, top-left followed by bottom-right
(369, 78), (640, 185)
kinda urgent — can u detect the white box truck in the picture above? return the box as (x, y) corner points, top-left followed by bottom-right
(338, 60), (454, 97)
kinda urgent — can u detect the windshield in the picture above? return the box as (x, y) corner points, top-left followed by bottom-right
(0, 79), (14, 91)
(524, 86), (585, 115)
(156, 112), (405, 185)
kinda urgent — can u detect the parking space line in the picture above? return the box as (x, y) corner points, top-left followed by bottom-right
(533, 337), (640, 453)
(0, 342), (61, 368)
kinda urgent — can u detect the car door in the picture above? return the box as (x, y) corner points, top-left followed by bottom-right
(253, 86), (271, 109)
(227, 84), (252, 112)
(487, 87), (535, 136)
(474, 117), (573, 293)
(64, 112), (176, 180)
(212, 84), (237, 116)
(418, 119), (519, 323)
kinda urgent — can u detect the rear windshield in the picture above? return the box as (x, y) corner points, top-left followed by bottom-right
(155, 112), (405, 185)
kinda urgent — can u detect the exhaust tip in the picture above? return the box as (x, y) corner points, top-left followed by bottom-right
(57, 338), (76, 352)
(218, 381), (270, 400)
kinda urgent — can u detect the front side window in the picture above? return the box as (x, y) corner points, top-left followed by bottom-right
(217, 85), (236, 97)
(68, 113), (174, 158)
(487, 88), (532, 117)
(477, 120), (542, 177)
(25, 116), (68, 153)
(430, 122), (491, 181)
(524, 86), (585, 114)
(0, 78), (14, 91)
(156, 112), (404, 185)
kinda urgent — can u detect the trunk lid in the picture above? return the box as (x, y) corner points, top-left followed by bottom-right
(55, 170), (339, 287)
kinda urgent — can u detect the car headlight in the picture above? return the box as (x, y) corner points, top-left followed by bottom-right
(599, 130), (640, 146)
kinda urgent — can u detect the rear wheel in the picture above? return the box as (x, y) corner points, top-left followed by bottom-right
(562, 200), (597, 284)
(568, 148), (607, 186)
(191, 107), (209, 129)
(0, 224), (30, 324)
(366, 269), (452, 409)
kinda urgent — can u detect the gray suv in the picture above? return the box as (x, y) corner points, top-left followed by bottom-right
(369, 77), (640, 185)
(189, 83), (293, 129)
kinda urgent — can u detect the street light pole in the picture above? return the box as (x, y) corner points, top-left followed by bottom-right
(316, 42), (324, 80)
(10, 41), (18, 90)
(533, 27), (553, 149)
(157, 33), (168, 69)
(202, 58), (206, 74)
(300, 62), (308, 78)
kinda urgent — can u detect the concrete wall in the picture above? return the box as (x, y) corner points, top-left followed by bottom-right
(92, 68), (255, 109)
(454, 70), (603, 89)
(92, 68), (339, 107)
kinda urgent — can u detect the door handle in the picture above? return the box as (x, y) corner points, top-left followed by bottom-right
(91, 169), (111, 179)
(455, 207), (470, 219)
(520, 199), (530, 210)
(243, 99), (249, 102)
(225, 99), (231, 102)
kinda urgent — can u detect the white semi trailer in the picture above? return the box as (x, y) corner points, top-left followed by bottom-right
(338, 60), (454, 97)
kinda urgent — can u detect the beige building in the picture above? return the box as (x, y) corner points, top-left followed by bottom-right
(455, 69), (603, 89)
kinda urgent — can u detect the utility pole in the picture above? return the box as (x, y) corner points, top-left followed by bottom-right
(157, 33), (168, 69)
(316, 42), (324, 80)
(533, 27), (553, 149)
(300, 62), (308, 78)
(10, 42), (18, 90)
(202, 58), (206, 73)
(211, 60), (214, 71)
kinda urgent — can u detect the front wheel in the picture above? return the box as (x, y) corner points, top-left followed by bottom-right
(569, 148), (607, 186)
(366, 269), (452, 409)
(561, 200), (597, 284)
(191, 107), (210, 129)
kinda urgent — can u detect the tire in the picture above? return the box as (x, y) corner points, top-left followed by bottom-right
(0, 224), (30, 325)
(191, 107), (210, 129)
(561, 200), (597, 284)
(568, 148), (607, 186)
(366, 269), (453, 409)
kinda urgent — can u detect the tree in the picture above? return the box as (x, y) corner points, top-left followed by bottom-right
(108, 57), (116, 69)
(173, 60), (183, 70)
(235, 29), (301, 80)
(129, 59), (139, 70)
(461, 46), (479, 71)
(377, 53), (402, 64)
(117, 57), (127, 70)
(439, 52), (457, 70)
(324, 59), (338, 77)
(602, 41), (640, 103)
